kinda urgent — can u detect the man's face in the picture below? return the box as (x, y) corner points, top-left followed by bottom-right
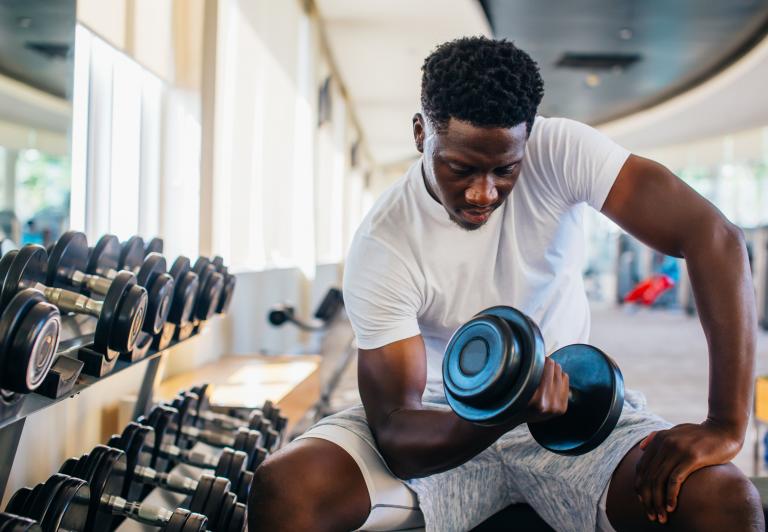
(414, 115), (528, 230)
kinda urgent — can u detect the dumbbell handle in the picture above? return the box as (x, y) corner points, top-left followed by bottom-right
(34, 283), (102, 317)
(101, 494), (173, 526)
(134, 466), (198, 495)
(198, 409), (243, 430)
(181, 425), (234, 447)
(70, 270), (113, 297)
(157, 443), (220, 469)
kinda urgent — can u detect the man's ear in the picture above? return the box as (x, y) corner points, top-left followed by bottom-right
(413, 113), (426, 153)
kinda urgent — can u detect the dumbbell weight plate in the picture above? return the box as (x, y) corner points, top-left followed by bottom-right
(217, 274), (236, 314)
(204, 476), (231, 530)
(188, 476), (214, 519)
(5, 487), (35, 516)
(137, 254), (174, 335)
(43, 476), (90, 532)
(45, 231), (89, 290)
(0, 515), (40, 532)
(168, 272), (198, 327)
(1, 246), (47, 310)
(218, 492), (236, 532)
(93, 272), (144, 355)
(443, 305), (545, 425)
(83, 447), (130, 531)
(227, 502), (246, 532)
(182, 512), (208, 532)
(195, 270), (224, 322)
(86, 235), (120, 277)
(119, 236), (146, 272)
(26, 476), (65, 526)
(145, 237), (164, 256)
(528, 344), (624, 455)
(165, 508), (191, 532)
(0, 252), (19, 303)
(170, 256), (192, 281)
(0, 290), (60, 393)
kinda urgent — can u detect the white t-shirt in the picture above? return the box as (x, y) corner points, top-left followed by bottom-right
(343, 116), (630, 398)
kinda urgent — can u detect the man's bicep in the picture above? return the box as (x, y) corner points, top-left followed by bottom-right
(601, 154), (725, 257)
(358, 335), (427, 430)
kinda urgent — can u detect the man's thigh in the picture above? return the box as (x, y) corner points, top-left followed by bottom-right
(495, 389), (671, 531)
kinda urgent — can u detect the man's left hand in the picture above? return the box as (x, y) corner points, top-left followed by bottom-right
(634, 421), (743, 524)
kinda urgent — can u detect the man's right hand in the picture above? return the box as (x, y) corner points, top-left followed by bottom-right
(516, 357), (570, 425)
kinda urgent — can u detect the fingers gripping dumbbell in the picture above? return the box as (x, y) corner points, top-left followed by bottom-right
(47, 232), (173, 337)
(0, 284), (61, 394)
(442, 305), (625, 455)
(141, 405), (268, 472)
(1, 246), (147, 356)
(8, 473), (208, 532)
(109, 422), (252, 503)
(59, 446), (245, 531)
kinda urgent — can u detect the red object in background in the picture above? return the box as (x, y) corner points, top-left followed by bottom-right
(623, 274), (675, 306)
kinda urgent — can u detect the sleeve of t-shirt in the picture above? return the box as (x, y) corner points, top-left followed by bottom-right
(532, 117), (631, 210)
(342, 235), (422, 350)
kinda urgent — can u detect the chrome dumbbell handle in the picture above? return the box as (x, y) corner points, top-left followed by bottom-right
(34, 283), (102, 317)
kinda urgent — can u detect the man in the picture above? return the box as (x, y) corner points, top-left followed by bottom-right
(249, 37), (763, 531)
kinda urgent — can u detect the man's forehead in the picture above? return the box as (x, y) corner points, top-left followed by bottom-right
(434, 118), (527, 160)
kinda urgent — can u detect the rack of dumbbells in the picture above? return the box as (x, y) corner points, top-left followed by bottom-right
(0, 230), (284, 531)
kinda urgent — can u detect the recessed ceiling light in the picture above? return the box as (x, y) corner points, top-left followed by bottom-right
(585, 74), (601, 88)
(619, 28), (633, 40)
(17, 17), (32, 29)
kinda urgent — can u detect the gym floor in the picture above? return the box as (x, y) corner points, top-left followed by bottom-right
(327, 303), (768, 475)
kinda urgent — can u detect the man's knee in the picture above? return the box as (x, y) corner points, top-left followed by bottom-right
(248, 438), (370, 532)
(676, 464), (764, 531)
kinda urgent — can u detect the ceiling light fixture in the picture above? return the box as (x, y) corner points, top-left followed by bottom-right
(619, 28), (633, 40)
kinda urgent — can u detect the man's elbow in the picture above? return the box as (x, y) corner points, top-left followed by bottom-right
(375, 428), (425, 480)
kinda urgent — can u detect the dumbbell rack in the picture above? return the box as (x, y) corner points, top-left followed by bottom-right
(0, 311), (208, 502)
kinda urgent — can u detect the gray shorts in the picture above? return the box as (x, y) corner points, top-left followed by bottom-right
(297, 389), (671, 532)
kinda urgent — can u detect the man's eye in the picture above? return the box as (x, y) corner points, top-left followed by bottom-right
(496, 165), (517, 176)
(449, 165), (471, 175)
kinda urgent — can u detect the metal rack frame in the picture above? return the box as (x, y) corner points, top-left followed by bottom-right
(0, 316), (204, 500)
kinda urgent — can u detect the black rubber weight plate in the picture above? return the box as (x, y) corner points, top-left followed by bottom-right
(8, 301), (60, 393)
(86, 235), (120, 276)
(93, 271), (134, 353)
(528, 344), (625, 455)
(119, 236), (145, 271)
(46, 231), (89, 289)
(203, 476), (231, 529)
(165, 508), (190, 532)
(2, 246), (46, 310)
(214, 448), (233, 479)
(188, 475), (214, 515)
(6, 487), (34, 515)
(182, 513), (207, 532)
(109, 281), (147, 353)
(228, 502), (246, 532)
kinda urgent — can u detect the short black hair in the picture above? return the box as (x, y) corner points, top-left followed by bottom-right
(421, 36), (544, 133)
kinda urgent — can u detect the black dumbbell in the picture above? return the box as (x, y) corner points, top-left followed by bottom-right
(62, 446), (245, 531)
(141, 404), (268, 472)
(207, 256), (236, 314)
(167, 391), (281, 452)
(0, 512), (40, 531)
(189, 257), (224, 324)
(145, 237), (164, 256)
(188, 383), (287, 435)
(47, 232), (173, 337)
(443, 305), (625, 455)
(178, 386), (285, 450)
(1, 246), (147, 356)
(109, 422), (252, 503)
(0, 278), (61, 394)
(9, 473), (209, 531)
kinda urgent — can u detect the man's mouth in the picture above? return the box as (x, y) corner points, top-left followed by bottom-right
(460, 208), (494, 225)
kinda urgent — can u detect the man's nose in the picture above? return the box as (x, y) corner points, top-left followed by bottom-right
(466, 175), (498, 207)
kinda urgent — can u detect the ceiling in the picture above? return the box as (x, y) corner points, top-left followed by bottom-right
(315, 0), (491, 166)
(0, 0), (76, 99)
(318, 0), (768, 167)
(480, 0), (768, 126)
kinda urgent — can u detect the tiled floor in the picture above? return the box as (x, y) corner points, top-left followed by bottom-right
(325, 303), (768, 475)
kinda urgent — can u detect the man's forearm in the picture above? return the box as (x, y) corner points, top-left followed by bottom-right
(684, 220), (756, 439)
(373, 406), (518, 479)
